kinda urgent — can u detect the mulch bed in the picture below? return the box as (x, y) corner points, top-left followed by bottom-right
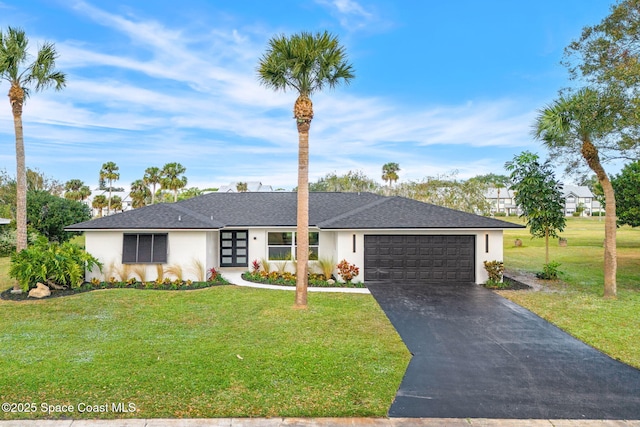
(483, 275), (531, 291)
(1, 281), (229, 301)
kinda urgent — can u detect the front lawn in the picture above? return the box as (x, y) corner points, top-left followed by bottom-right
(0, 283), (410, 420)
(501, 216), (640, 369)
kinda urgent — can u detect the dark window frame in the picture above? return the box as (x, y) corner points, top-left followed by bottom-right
(122, 233), (168, 264)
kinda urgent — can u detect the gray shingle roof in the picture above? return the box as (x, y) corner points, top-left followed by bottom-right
(66, 192), (523, 230)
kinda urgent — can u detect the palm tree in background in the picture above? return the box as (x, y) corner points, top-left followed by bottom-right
(160, 162), (187, 202)
(79, 184), (91, 201)
(130, 179), (151, 208)
(143, 166), (161, 204)
(110, 195), (123, 213)
(258, 30), (354, 308)
(382, 162), (400, 193)
(0, 27), (66, 261)
(92, 195), (107, 218)
(64, 179), (84, 201)
(99, 162), (120, 215)
(236, 182), (248, 192)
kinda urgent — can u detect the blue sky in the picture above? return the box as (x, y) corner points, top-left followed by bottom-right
(0, 0), (615, 191)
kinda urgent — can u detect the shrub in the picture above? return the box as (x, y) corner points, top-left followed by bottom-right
(483, 260), (504, 282)
(207, 267), (218, 282)
(251, 259), (261, 274)
(336, 259), (359, 282)
(9, 237), (102, 291)
(0, 229), (39, 257)
(536, 261), (561, 280)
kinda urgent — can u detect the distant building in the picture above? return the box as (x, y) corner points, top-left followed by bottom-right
(561, 184), (602, 216)
(217, 182), (274, 193)
(85, 189), (133, 217)
(0, 218), (10, 225)
(484, 184), (602, 217)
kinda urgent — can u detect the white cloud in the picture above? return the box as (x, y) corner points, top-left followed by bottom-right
(314, 0), (378, 31)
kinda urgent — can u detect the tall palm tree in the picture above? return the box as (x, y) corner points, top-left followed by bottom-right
(92, 195), (107, 218)
(382, 162), (400, 194)
(99, 162), (119, 215)
(258, 31), (354, 308)
(0, 27), (66, 261)
(534, 88), (619, 298)
(143, 166), (161, 204)
(160, 162), (187, 202)
(130, 179), (150, 208)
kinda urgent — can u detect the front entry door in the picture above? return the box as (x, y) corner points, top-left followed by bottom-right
(220, 230), (248, 267)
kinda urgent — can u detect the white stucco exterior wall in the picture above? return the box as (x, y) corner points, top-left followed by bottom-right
(84, 229), (214, 282)
(83, 227), (506, 285)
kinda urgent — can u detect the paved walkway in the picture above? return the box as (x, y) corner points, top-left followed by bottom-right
(222, 269), (370, 294)
(2, 418), (640, 426)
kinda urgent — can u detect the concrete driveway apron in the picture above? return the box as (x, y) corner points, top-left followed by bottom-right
(368, 282), (640, 419)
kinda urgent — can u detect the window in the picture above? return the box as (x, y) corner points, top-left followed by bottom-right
(123, 233), (167, 263)
(268, 231), (319, 261)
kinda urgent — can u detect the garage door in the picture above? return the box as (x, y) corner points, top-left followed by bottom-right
(364, 235), (475, 283)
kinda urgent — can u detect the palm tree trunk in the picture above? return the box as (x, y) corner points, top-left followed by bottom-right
(581, 138), (616, 298)
(295, 121), (310, 309)
(107, 181), (112, 215)
(11, 87), (27, 291)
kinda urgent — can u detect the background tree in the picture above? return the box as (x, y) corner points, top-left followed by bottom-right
(382, 162), (400, 193)
(110, 195), (123, 212)
(177, 187), (203, 201)
(258, 31), (354, 308)
(160, 162), (187, 202)
(0, 170), (16, 220)
(611, 161), (640, 228)
(534, 88), (621, 298)
(564, 1), (640, 104)
(308, 170), (379, 193)
(143, 166), (161, 204)
(394, 171), (491, 214)
(236, 182), (248, 193)
(26, 168), (63, 195)
(64, 179), (84, 201)
(99, 162), (120, 215)
(470, 173), (511, 215)
(130, 179), (151, 208)
(91, 195), (107, 218)
(26, 190), (90, 242)
(0, 27), (66, 258)
(78, 184), (91, 201)
(505, 151), (566, 266)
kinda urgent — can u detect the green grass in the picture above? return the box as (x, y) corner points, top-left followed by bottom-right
(0, 256), (12, 290)
(501, 216), (640, 369)
(0, 285), (410, 420)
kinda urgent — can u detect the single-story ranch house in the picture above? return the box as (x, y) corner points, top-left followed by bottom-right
(66, 192), (523, 285)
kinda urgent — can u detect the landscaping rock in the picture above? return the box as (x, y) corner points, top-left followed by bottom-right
(28, 282), (51, 299)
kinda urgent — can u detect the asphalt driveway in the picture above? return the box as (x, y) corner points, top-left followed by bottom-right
(368, 282), (640, 419)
